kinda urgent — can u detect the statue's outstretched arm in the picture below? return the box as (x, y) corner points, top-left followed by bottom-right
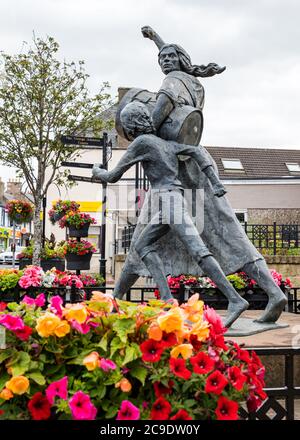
(141, 26), (166, 50)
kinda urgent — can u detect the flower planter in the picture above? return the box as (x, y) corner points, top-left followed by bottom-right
(68, 223), (90, 238)
(65, 252), (92, 271)
(19, 258), (65, 272)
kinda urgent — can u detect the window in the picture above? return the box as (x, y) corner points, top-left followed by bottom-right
(234, 210), (248, 224)
(286, 163), (300, 173)
(221, 158), (244, 171)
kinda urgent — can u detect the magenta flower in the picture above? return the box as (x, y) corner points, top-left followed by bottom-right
(71, 320), (90, 334)
(69, 391), (97, 420)
(22, 295), (36, 306)
(46, 376), (68, 405)
(116, 400), (140, 420)
(0, 314), (24, 331)
(35, 294), (46, 307)
(99, 358), (117, 372)
(50, 296), (63, 318)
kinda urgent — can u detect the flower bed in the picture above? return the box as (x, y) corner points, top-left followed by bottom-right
(155, 270), (293, 300)
(0, 294), (266, 420)
(0, 267), (104, 298)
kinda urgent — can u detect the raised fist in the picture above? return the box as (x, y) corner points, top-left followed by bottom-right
(141, 26), (156, 40)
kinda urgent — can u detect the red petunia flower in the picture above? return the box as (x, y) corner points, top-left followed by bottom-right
(189, 334), (202, 351)
(170, 409), (193, 420)
(215, 396), (239, 420)
(228, 366), (247, 391)
(169, 357), (191, 380)
(140, 339), (164, 363)
(14, 325), (33, 341)
(161, 332), (177, 348)
(150, 397), (172, 420)
(205, 370), (228, 395)
(0, 409), (4, 416)
(0, 302), (7, 312)
(28, 392), (51, 420)
(190, 351), (215, 375)
(153, 380), (174, 398)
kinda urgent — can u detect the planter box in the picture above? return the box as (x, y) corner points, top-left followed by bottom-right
(68, 223), (90, 238)
(19, 258), (65, 272)
(173, 286), (272, 309)
(65, 252), (92, 271)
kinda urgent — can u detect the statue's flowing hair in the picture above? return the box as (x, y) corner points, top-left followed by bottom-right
(158, 44), (226, 78)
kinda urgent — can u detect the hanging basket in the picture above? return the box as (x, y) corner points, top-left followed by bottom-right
(68, 223), (90, 238)
(65, 252), (93, 271)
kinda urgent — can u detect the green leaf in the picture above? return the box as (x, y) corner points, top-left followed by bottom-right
(112, 318), (136, 344)
(0, 350), (14, 364)
(129, 365), (148, 385)
(0, 371), (10, 391)
(110, 337), (124, 357)
(28, 370), (46, 385)
(98, 332), (108, 352)
(122, 344), (141, 365)
(9, 352), (31, 376)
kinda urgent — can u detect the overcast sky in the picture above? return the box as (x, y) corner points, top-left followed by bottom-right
(0, 0), (300, 181)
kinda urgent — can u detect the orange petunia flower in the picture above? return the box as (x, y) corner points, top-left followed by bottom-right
(157, 307), (185, 333)
(147, 322), (163, 341)
(170, 343), (194, 359)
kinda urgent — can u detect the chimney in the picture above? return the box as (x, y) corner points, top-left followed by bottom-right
(0, 178), (4, 203)
(6, 180), (22, 198)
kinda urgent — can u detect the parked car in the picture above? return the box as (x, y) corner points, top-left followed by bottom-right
(0, 246), (25, 265)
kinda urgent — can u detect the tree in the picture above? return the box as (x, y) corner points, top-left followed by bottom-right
(0, 35), (113, 265)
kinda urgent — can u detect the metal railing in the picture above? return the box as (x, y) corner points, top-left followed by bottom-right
(240, 347), (300, 420)
(244, 223), (300, 255)
(115, 223), (300, 255)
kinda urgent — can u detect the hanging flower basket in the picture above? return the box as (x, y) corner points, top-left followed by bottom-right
(68, 223), (90, 238)
(58, 212), (96, 237)
(48, 200), (80, 225)
(63, 239), (97, 271)
(5, 200), (34, 224)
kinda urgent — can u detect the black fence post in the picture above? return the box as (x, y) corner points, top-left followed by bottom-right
(70, 279), (77, 303)
(273, 221), (277, 255)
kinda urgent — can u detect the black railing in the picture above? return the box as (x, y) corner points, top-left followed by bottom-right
(1, 284), (300, 314)
(240, 347), (300, 420)
(115, 223), (300, 256)
(244, 223), (300, 255)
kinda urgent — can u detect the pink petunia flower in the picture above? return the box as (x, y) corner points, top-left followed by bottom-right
(46, 376), (68, 405)
(116, 400), (140, 420)
(70, 320), (91, 334)
(35, 294), (46, 308)
(50, 296), (64, 318)
(0, 314), (24, 331)
(22, 295), (36, 306)
(69, 391), (97, 420)
(99, 358), (117, 372)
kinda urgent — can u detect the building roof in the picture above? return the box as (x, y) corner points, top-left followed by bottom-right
(205, 146), (300, 179)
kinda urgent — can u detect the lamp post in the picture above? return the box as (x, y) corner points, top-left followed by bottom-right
(99, 132), (108, 284)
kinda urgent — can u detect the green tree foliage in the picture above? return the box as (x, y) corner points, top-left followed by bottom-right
(0, 35), (113, 264)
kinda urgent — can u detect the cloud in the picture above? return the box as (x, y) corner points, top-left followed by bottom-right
(0, 0), (299, 149)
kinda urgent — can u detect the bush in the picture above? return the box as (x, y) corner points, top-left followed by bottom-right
(0, 295), (266, 420)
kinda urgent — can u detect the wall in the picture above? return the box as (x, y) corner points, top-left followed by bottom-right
(247, 208), (300, 224)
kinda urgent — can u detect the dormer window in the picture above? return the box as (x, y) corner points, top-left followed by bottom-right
(221, 158), (244, 171)
(286, 163), (300, 173)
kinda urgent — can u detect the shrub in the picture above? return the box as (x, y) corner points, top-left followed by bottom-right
(0, 295), (266, 420)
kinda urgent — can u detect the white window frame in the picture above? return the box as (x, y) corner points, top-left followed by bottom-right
(221, 158), (244, 171)
(286, 163), (300, 172)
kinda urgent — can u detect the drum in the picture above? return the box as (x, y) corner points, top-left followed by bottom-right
(115, 88), (203, 147)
